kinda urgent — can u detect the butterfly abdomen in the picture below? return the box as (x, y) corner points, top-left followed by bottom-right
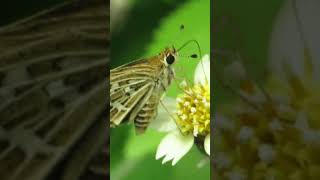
(134, 97), (159, 134)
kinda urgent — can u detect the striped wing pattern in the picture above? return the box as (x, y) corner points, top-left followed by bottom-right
(110, 58), (164, 134)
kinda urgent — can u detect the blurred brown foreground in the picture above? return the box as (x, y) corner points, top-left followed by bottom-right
(0, 0), (109, 179)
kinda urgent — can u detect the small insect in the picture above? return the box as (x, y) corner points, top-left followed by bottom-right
(110, 40), (200, 134)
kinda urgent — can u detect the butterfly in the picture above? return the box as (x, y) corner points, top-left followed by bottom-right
(110, 40), (200, 134)
(110, 47), (178, 134)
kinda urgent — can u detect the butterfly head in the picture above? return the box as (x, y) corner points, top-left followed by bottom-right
(161, 47), (178, 66)
(160, 40), (201, 67)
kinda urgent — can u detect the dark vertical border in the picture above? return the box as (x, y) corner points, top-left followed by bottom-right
(210, 0), (214, 179)
(107, 0), (111, 179)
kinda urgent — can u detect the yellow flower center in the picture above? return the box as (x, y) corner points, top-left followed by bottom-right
(215, 49), (320, 179)
(176, 83), (210, 137)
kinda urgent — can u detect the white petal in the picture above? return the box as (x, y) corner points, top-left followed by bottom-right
(171, 134), (194, 165)
(268, 0), (320, 80)
(194, 54), (210, 87)
(155, 131), (194, 166)
(149, 97), (178, 132)
(204, 134), (210, 155)
(162, 153), (175, 164)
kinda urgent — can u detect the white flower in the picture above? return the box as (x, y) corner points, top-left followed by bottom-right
(268, 0), (320, 146)
(150, 54), (211, 165)
(155, 130), (194, 165)
(214, 1), (320, 177)
(269, 0), (320, 80)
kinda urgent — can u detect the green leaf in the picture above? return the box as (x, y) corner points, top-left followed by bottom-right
(125, 128), (164, 159)
(110, 125), (131, 171)
(111, 148), (209, 180)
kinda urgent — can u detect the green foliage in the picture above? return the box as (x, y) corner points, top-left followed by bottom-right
(145, 0), (210, 97)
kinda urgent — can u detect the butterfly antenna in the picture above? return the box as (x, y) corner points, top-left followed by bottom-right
(177, 39), (209, 85)
(177, 39), (202, 59)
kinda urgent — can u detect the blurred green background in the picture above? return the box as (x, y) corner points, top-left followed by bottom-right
(110, 0), (210, 180)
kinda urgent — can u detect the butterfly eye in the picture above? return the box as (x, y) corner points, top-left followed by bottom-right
(166, 54), (175, 65)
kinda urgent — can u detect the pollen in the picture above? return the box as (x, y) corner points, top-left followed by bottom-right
(176, 83), (210, 137)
